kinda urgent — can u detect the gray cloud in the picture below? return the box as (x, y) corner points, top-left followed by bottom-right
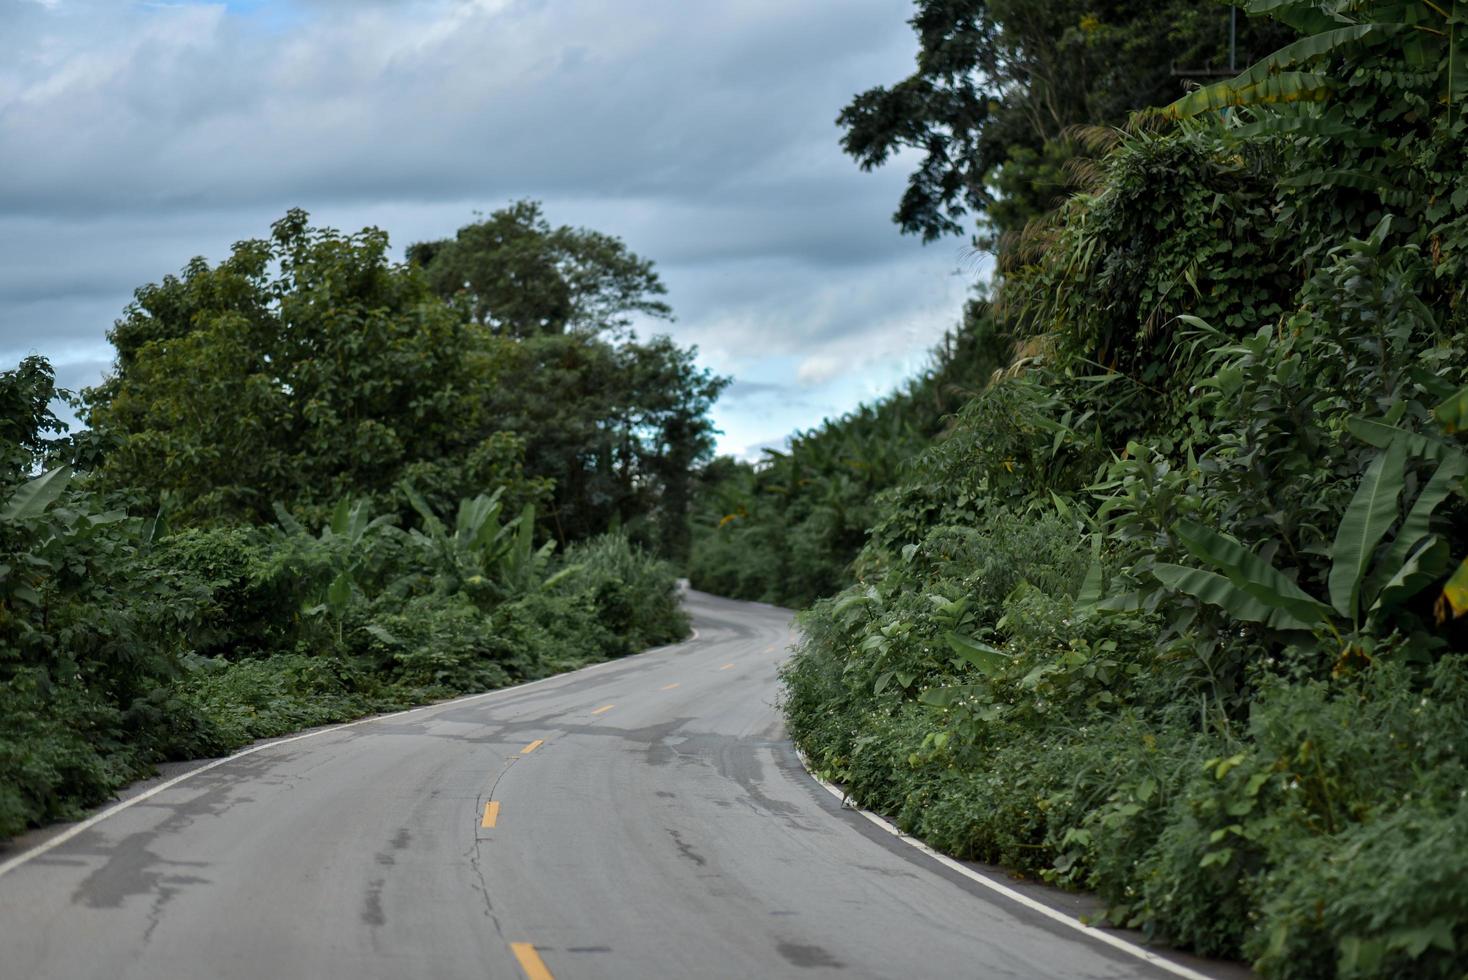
(0, 0), (981, 456)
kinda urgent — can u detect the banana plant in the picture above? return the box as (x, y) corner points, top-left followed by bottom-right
(401, 483), (556, 601)
(273, 495), (397, 641)
(1151, 432), (1466, 653)
(1162, 1), (1465, 121)
(0, 464), (72, 522)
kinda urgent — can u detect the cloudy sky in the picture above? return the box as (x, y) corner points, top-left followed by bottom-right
(2, 0), (982, 458)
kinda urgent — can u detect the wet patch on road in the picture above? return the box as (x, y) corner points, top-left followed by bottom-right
(776, 940), (844, 969)
(361, 878), (386, 926)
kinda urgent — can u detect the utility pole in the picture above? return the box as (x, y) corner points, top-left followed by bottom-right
(1171, 5), (1242, 80)
(1230, 5), (1238, 72)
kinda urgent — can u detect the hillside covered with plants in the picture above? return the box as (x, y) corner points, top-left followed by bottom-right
(701, 1), (1468, 976)
(0, 205), (719, 840)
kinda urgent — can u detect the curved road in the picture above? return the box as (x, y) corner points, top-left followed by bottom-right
(0, 591), (1231, 979)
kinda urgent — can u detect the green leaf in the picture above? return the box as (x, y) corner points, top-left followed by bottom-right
(917, 683), (986, 709)
(401, 481), (442, 532)
(1347, 417), (1461, 462)
(1364, 455), (1467, 608)
(1, 465), (72, 522)
(1228, 110), (1380, 144)
(539, 563), (584, 591)
(326, 570), (353, 613)
(919, 686), (959, 708)
(1076, 558), (1104, 607)
(1174, 521), (1332, 625)
(945, 632), (1010, 676)
(1433, 385), (1468, 434)
(1387, 918), (1458, 957)
(1165, 70), (1333, 118)
(832, 589), (878, 618)
(364, 623), (401, 646)
(516, 503), (536, 562)
(1243, 0), (1351, 34)
(272, 501), (304, 535)
(1094, 590), (1142, 613)
(142, 508), (172, 546)
(1372, 537), (1450, 616)
(1329, 438), (1407, 620)
(1152, 563), (1318, 631)
(329, 496), (352, 536)
(1230, 26), (1377, 89)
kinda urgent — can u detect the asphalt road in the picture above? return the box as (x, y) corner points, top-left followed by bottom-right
(0, 590), (1235, 979)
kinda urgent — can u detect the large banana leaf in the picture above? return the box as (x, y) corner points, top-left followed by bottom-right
(402, 482), (444, 534)
(945, 632), (1010, 677)
(1363, 454), (1467, 608)
(515, 503), (536, 563)
(1166, 71), (1334, 119)
(1152, 563), (1319, 631)
(1347, 417), (1462, 463)
(1244, 0), (1353, 34)
(1, 465), (73, 522)
(457, 490), (505, 550)
(329, 496), (353, 537)
(1328, 437), (1407, 620)
(1228, 110), (1381, 144)
(1373, 537), (1450, 616)
(272, 501), (305, 535)
(1233, 26), (1378, 90)
(1175, 521), (1333, 624)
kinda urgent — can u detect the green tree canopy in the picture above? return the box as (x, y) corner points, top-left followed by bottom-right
(85, 209), (724, 559)
(839, 0), (1292, 245)
(480, 332), (727, 561)
(407, 200), (673, 337)
(86, 210), (546, 526)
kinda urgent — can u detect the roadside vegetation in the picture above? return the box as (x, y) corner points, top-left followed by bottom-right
(696, 2), (1468, 976)
(0, 205), (713, 840)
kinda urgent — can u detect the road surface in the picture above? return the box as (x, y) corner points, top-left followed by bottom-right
(0, 591), (1235, 979)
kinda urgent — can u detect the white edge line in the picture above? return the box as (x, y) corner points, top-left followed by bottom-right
(0, 626), (704, 882)
(794, 749), (1218, 980)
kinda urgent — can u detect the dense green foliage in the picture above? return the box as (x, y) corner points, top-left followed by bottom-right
(85, 207), (724, 555)
(839, 0), (1292, 243)
(690, 301), (1012, 605)
(407, 200), (673, 337)
(1, 206), (704, 841)
(730, 2), (1468, 977)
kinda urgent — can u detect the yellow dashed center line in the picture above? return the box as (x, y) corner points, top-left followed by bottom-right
(481, 801), (500, 828)
(720, 663), (735, 671)
(591, 704), (616, 715)
(660, 682), (680, 691)
(510, 942), (555, 980)
(520, 739), (544, 755)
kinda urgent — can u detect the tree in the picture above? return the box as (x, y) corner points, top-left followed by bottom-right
(86, 209), (726, 560)
(477, 332), (727, 560)
(0, 357), (69, 482)
(839, 0), (1292, 245)
(86, 210), (545, 526)
(407, 201), (673, 337)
